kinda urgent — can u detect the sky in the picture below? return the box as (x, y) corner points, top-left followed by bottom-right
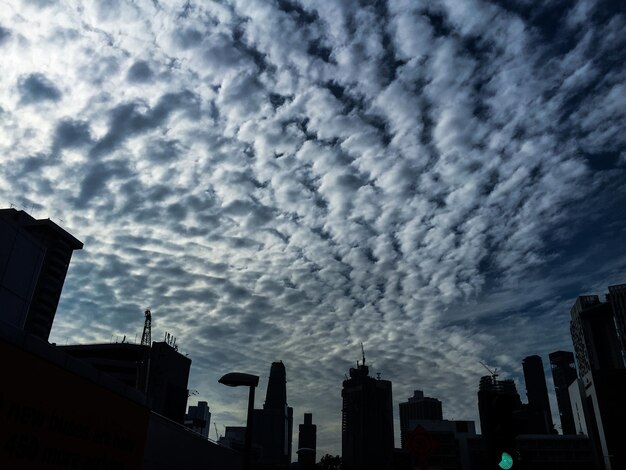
(2, 0), (626, 458)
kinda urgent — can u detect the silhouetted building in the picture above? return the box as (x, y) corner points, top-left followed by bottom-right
(0, 208), (82, 341)
(549, 351), (578, 435)
(570, 295), (624, 376)
(297, 413), (316, 469)
(341, 356), (394, 470)
(521, 355), (554, 434)
(477, 375), (522, 465)
(59, 340), (191, 423)
(248, 361), (293, 469)
(568, 289), (626, 470)
(607, 283), (626, 367)
(398, 390), (443, 448)
(185, 401), (211, 438)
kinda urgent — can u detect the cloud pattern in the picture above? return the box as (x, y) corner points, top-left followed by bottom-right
(1, 0), (625, 454)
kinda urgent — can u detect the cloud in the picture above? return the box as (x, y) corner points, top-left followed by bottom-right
(0, 25), (11, 45)
(18, 73), (62, 104)
(126, 60), (155, 83)
(1, 0), (625, 457)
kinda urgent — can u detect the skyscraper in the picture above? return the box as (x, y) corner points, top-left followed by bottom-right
(568, 291), (626, 470)
(341, 352), (394, 470)
(570, 295), (624, 376)
(252, 361), (293, 469)
(398, 390), (443, 448)
(0, 208), (83, 341)
(521, 355), (554, 434)
(477, 376), (522, 465)
(548, 351), (577, 435)
(297, 413), (316, 470)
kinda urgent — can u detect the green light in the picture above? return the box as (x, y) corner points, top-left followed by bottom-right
(498, 451), (513, 469)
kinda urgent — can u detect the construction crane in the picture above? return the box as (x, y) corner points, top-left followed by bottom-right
(141, 309), (152, 346)
(479, 361), (499, 384)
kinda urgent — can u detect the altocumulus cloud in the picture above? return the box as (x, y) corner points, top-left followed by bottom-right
(1, 0), (625, 455)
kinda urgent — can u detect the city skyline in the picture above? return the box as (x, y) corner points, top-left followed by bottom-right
(2, 0), (626, 458)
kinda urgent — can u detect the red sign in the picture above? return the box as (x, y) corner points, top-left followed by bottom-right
(405, 425), (439, 459)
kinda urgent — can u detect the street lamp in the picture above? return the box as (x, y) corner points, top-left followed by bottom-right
(219, 372), (260, 470)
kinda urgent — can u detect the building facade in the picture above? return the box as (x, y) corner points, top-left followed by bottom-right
(607, 283), (626, 367)
(570, 295), (624, 376)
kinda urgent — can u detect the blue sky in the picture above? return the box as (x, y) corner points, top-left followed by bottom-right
(1, 0), (625, 457)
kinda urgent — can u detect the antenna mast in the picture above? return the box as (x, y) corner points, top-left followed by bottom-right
(141, 309), (152, 346)
(361, 342), (366, 366)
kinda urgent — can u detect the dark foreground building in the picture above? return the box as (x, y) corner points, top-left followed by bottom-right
(0, 208), (83, 341)
(0, 319), (242, 469)
(59, 340), (191, 424)
(515, 434), (595, 469)
(341, 354), (394, 470)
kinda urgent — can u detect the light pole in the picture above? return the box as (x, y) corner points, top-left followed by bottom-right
(218, 372), (260, 470)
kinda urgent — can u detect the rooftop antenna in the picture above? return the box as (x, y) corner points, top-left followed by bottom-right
(361, 342), (366, 366)
(141, 309), (152, 346)
(479, 361), (499, 385)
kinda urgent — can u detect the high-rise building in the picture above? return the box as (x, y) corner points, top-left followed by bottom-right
(0, 208), (82, 341)
(297, 413), (316, 469)
(477, 376), (522, 465)
(548, 351), (578, 435)
(185, 401), (211, 439)
(341, 355), (394, 470)
(521, 355), (554, 434)
(398, 390), (443, 448)
(607, 283), (626, 367)
(568, 289), (626, 470)
(570, 295), (624, 376)
(250, 361), (293, 469)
